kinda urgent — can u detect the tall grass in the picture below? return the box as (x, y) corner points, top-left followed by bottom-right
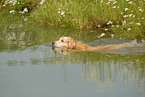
(1, 0), (144, 39)
(30, 0), (145, 39)
(0, 0), (40, 13)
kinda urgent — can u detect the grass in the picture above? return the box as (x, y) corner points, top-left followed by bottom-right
(30, 0), (145, 39)
(1, 0), (145, 39)
(0, 0), (40, 14)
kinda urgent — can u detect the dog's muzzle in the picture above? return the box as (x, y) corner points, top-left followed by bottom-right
(52, 41), (55, 46)
(52, 41), (55, 50)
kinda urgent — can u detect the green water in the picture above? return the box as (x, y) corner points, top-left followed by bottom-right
(0, 13), (145, 97)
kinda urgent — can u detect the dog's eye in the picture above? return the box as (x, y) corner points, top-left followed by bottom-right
(61, 40), (64, 42)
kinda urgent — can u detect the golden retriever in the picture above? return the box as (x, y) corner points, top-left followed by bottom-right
(52, 37), (128, 52)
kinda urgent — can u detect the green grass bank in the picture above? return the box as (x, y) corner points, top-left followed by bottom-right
(30, 0), (145, 39)
(1, 0), (145, 39)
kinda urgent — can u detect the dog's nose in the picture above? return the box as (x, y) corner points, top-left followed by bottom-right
(52, 41), (55, 45)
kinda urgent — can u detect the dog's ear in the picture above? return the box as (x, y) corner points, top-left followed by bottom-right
(68, 38), (76, 49)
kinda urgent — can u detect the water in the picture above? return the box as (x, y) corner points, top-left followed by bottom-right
(0, 13), (145, 97)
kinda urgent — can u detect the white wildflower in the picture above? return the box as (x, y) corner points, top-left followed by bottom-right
(126, 0), (129, 1)
(107, 21), (113, 25)
(10, 10), (15, 13)
(142, 17), (144, 19)
(129, 14), (133, 17)
(105, 28), (108, 31)
(125, 8), (129, 11)
(133, 15), (135, 17)
(13, 2), (16, 5)
(122, 20), (126, 26)
(58, 11), (61, 13)
(19, 8), (28, 14)
(97, 24), (101, 27)
(106, 2), (110, 5)
(61, 11), (65, 15)
(136, 23), (141, 25)
(111, 25), (114, 27)
(9, 1), (13, 3)
(98, 33), (105, 38)
(40, 0), (45, 5)
(111, 34), (114, 38)
(113, 1), (117, 4)
(100, 33), (105, 36)
(5, 1), (8, 4)
(23, 8), (28, 12)
(116, 25), (119, 27)
(139, 8), (144, 12)
(3, 4), (6, 6)
(127, 28), (131, 30)
(123, 15), (128, 18)
(12, 1), (17, 5)
(128, 1), (133, 4)
(113, 6), (116, 8)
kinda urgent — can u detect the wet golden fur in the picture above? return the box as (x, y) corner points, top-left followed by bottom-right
(52, 37), (128, 52)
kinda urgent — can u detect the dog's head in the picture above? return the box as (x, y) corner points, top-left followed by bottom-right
(52, 37), (76, 49)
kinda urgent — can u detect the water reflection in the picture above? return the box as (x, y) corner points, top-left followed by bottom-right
(55, 52), (145, 91)
(0, 23), (101, 51)
(0, 13), (145, 97)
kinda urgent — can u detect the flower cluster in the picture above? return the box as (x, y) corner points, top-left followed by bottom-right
(3, 0), (19, 6)
(103, 0), (144, 33)
(9, 10), (15, 14)
(19, 8), (28, 14)
(3, 0), (45, 14)
(58, 8), (65, 17)
(3, 0), (28, 14)
(40, 0), (45, 5)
